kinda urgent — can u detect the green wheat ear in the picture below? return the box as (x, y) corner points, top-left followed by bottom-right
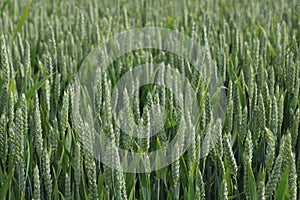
(264, 128), (275, 174)
(265, 154), (282, 197)
(33, 93), (44, 158)
(223, 133), (237, 177)
(288, 152), (297, 200)
(42, 149), (52, 199)
(65, 173), (71, 200)
(33, 165), (41, 200)
(257, 180), (265, 200)
(0, 114), (7, 164)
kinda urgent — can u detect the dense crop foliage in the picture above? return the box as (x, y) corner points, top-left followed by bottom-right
(0, 0), (299, 199)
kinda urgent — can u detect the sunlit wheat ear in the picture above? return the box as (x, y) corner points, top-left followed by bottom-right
(34, 93), (44, 158)
(0, 114), (7, 164)
(280, 132), (292, 170)
(288, 152), (297, 200)
(220, 178), (228, 200)
(223, 133), (237, 177)
(224, 83), (233, 135)
(264, 128), (275, 174)
(60, 90), (69, 134)
(43, 79), (51, 116)
(172, 143), (180, 186)
(291, 109), (299, 149)
(277, 93), (284, 136)
(15, 108), (25, 195)
(85, 154), (99, 200)
(74, 143), (81, 193)
(270, 97), (278, 136)
(257, 180), (265, 200)
(0, 34), (10, 87)
(65, 173), (71, 200)
(42, 150), (52, 199)
(265, 154), (282, 197)
(48, 25), (57, 67)
(33, 165), (41, 200)
(253, 93), (265, 145)
(243, 131), (253, 199)
(54, 73), (61, 106)
(195, 168), (206, 200)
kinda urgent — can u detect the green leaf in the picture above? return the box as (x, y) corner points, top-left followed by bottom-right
(25, 74), (53, 99)
(275, 167), (289, 200)
(247, 161), (257, 200)
(97, 170), (104, 199)
(13, 0), (33, 39)
(128, 179), (137, 200)
(0, 168), (15, 200)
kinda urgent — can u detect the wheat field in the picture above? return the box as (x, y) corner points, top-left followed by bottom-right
(0, 0), (299, 199)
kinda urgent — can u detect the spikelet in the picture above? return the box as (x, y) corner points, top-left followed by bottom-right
(257, 56), (264, 92)
(74, 143), (81, 192)
(20, 94), (28, 135)
(8, 91), (14, 124)
(116, 169), (128, 200)
(253, 93), (265, 145)
(280, 132), (292, 170)
(24, 41), (31, 70)
(265, 154), (282, 197)
(195, 168), (206, 200)
(120, 88), (133, 150)
(85, 151), (99, 200)
(264, 128), (275, 173)
(240, 106), (248, 141)
(224, 98), (233, 135)
(0, 87), (8, 115)
(270, 97), (278, 136)
(244, 130), (253, 163)
(83, 125), (99, 200)
(15, 108), (25, 194)
(34, 93), (44, 158)
(0, 114), (7, 164)
(172, 141), (180, 186)
(132, 86), (141, 123)
(102, 72), (112, 128)
(187, 110), (196, 163)
(42, 150), (52, 198)
(57, 41), (64, 75)
(277, 93), (284, 135)
(288, 153), (297, 200)
(33, 165), (41, 200)
(268, 67), (275, 97)
(200, 122), (211, 159)
(257, 180), (265, 200)
(49, 117), (58, 155)
(210, 119), (223, 162)
(243, 131), (253, 199)
(220, 178), (228, 200)
(54, 73), (61, 106)
(45, 52), (53, 84)
(233, 81), (241, 128)
(263, 83), (271, 126)
(16, 33), (24, 61)
(65, 173), (71, 200)
(140, 106), (150, 152)
(0, 34), (10, 87)
(60, 90), (69, 134)
(291, 109), (299, 149)
(48, 26), (57, 68)
(223, 133), (237, 177)
(94, 73), (102, 121)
